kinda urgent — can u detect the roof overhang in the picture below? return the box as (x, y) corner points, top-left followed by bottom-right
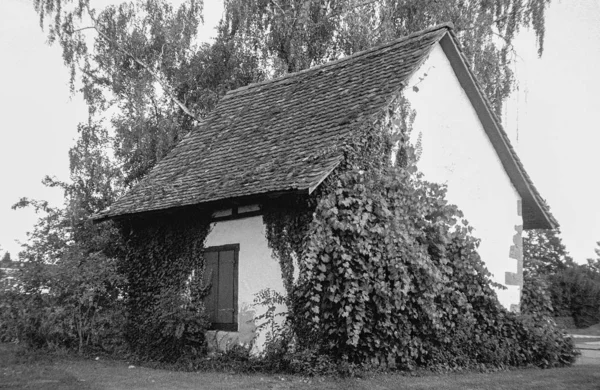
(92, 188), (309, 224)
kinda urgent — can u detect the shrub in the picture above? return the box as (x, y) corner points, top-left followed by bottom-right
(0, 290), (25, 343)
(127, 283), (210, 363)
(0, 250), (127, 354)
(521, 259), (554, 316)
(549, 265), (600, 328)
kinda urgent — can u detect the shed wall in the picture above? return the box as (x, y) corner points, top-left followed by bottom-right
(405, 43), (523, 310)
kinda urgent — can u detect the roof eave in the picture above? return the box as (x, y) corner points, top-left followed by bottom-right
(91, 188), (311, 224)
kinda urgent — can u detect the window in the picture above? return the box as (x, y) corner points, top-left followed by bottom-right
(202, 244), (239, 331)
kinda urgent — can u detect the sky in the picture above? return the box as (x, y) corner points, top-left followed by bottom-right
(0, 0), (599, 263)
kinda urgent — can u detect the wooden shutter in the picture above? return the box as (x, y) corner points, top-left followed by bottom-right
(202, 245), (239, 331)
(217, 249), (236, 325)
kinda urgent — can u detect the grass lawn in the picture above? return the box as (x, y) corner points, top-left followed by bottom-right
(0, 343), (93, 390)
(1, 343), (599, 390)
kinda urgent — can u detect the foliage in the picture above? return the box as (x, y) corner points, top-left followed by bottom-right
(586, 241), (600, 274)
(1, 252), (11, 263)
(548, 265), (600, 328)
(0, 234), (126, 354)
(32, 0), (265, 186)
(261, 93), (577, 369)
(523, 230), (600, 327)
(521, 228), (567, 316)
(0, 251), (12, 285)
(521, 259), (554, 316)
(294, 165), (575, 368)
(0, 113), (126, 353)
(263, 197), (316, 295)
(524, 229), (573, 276)
(116, 210), (212, 362)
(16, 2), (261, 359)
(253, 288), (289, 348)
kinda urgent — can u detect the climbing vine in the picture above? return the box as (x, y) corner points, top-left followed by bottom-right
(263, 93), (578, 369)
(117, 209), (212, 362)
(263, 195), (316, 296)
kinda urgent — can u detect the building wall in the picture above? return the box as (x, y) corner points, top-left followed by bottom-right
(404, 43), (523, 310)
(203, 212), (286, 351)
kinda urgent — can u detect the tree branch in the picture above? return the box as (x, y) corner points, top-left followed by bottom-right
(73, 26), (98, 33)
(83, 6), (199, 122)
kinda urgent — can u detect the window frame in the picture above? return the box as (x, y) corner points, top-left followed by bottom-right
(202, 244), (239, 332)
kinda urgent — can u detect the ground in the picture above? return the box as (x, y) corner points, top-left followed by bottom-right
(1, 343), (599, 390)
(568, 323), (600, 364)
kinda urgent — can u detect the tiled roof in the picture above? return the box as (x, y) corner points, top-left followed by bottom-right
(95, 25), (448, 220)
(94, 24), (556, 229)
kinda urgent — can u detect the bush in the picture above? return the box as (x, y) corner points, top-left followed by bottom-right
(0, 290), (25, 343)
(549, 265), (600, 328)
(521, 259), (554, 316)
(0, 251), (127, 354)
(126, 284), (210, 362)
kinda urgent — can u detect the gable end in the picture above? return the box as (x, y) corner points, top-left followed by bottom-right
(438, 33), (557, 230)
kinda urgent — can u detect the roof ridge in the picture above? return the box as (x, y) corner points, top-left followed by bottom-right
(223, 23), (454, 100)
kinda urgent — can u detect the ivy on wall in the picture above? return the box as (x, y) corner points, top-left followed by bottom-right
(263, 195), (315, 296)
(263, 93), (578, 369)
(117, 209), (212, 362)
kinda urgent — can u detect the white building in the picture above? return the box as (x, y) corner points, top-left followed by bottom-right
(95, 24), (557, 350)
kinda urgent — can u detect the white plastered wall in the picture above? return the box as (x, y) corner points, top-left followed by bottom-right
(204, 213), (285, 351)
(404, 43), (522, 309)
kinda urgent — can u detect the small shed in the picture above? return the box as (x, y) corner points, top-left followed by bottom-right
(95, 24), (556, 347)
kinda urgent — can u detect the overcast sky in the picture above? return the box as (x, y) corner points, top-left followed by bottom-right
(1, 0), (599, 263)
